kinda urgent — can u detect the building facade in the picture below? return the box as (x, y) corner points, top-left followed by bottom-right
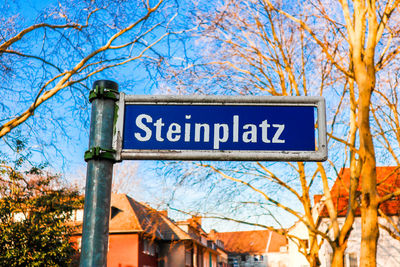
(71, 194), (227, 267)
(209, 230), (288, 267)
(287, 167), (400, 267)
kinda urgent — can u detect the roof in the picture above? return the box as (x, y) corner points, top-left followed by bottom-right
(315, 166), (400, 217)
(212, 230), (287, 254)
(176, 216), (209, 241)
(105, 194), (192, 241)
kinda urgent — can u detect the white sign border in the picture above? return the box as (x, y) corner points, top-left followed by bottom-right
(113, 94), (327, 162)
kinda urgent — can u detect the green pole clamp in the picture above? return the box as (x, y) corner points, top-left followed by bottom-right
(84, 147), (116, 162)
(89, 85), (119, 102)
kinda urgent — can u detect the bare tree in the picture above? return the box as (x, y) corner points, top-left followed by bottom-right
(71, 161), (141, 196)
(158, 1), (355, 266)
(260, 0), (400, 266)
(0, 0), (185, 164)
(159, 0), (400, 266)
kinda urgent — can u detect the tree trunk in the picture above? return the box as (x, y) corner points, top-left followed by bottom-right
(360, 162), (379, 267)
(355, 66), (379, 267)
(307, 253), (321, 267)
(331, 246), (345, 267)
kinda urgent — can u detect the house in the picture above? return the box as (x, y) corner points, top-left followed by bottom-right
(71, 193), (226, 267)
(286, 220), (311, 267)
(175, 217), (229, 267)
(209, 230), (288, 267)
(288, 166), (400, 267)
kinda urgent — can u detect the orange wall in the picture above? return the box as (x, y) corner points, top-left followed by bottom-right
(107, 233), (139, 267)
(72, 233), (160, 267)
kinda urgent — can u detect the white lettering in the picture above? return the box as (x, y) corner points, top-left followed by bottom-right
(195, 124), (210, 142)
(166, 123), (181, 142)
(214, 124), (229, 149)
(134, 114), (287, 148)
(185, 115), (191, 142)
(272, 124), (285, 143)
(134, 114), (152, 141)
(242, 124), (257, 143)
(233, 115), (239, 142)
(259, 120), (271, 143)
(154, 118), (165, 142)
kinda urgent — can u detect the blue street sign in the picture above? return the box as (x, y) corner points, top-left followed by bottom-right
(113, 95), (327, 161)
(123, 105), (315, 151)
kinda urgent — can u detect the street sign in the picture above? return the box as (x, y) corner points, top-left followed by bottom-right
(113, 95), (327, 161)
(82, 80), (328, 267)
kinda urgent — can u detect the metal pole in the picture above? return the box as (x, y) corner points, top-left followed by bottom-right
(80, 80), (119, 267)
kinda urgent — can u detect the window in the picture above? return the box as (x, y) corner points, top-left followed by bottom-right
(71, 209), (83, 221)
(77, 238), (82, 251)
(185, 243), (193, 266)
(347, 253), (358, 267)
(253, 255), (264, 262)
(110, 206), (121, 219)
(142, 239), (157, 256)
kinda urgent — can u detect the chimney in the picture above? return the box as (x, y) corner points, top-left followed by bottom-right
(191, 215), (202, 226)
(208, 229), (217, 239)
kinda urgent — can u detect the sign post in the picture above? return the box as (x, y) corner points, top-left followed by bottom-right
(80, 80), (119, 267)
(80, 82), (327, 266)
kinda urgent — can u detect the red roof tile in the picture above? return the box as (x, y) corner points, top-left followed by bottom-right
(316, 166), (400, 217)
(109, 194), (192, 240)
(213, 230), (287, 254)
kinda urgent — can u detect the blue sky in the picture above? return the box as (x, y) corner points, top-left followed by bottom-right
(1, 0), (325, 233)
(2, 0), (369, 233)
(1, 0), (166, 164)
(1, 1), (159, 174)
(1, 0), (222, 227)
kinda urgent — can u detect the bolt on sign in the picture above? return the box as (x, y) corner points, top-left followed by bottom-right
(113, 95), (327, 162)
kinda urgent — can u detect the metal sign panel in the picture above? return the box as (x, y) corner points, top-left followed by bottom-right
(113, 95), (327, 161)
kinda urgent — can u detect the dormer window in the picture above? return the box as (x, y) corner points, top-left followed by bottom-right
(111, 206), (122, 219)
